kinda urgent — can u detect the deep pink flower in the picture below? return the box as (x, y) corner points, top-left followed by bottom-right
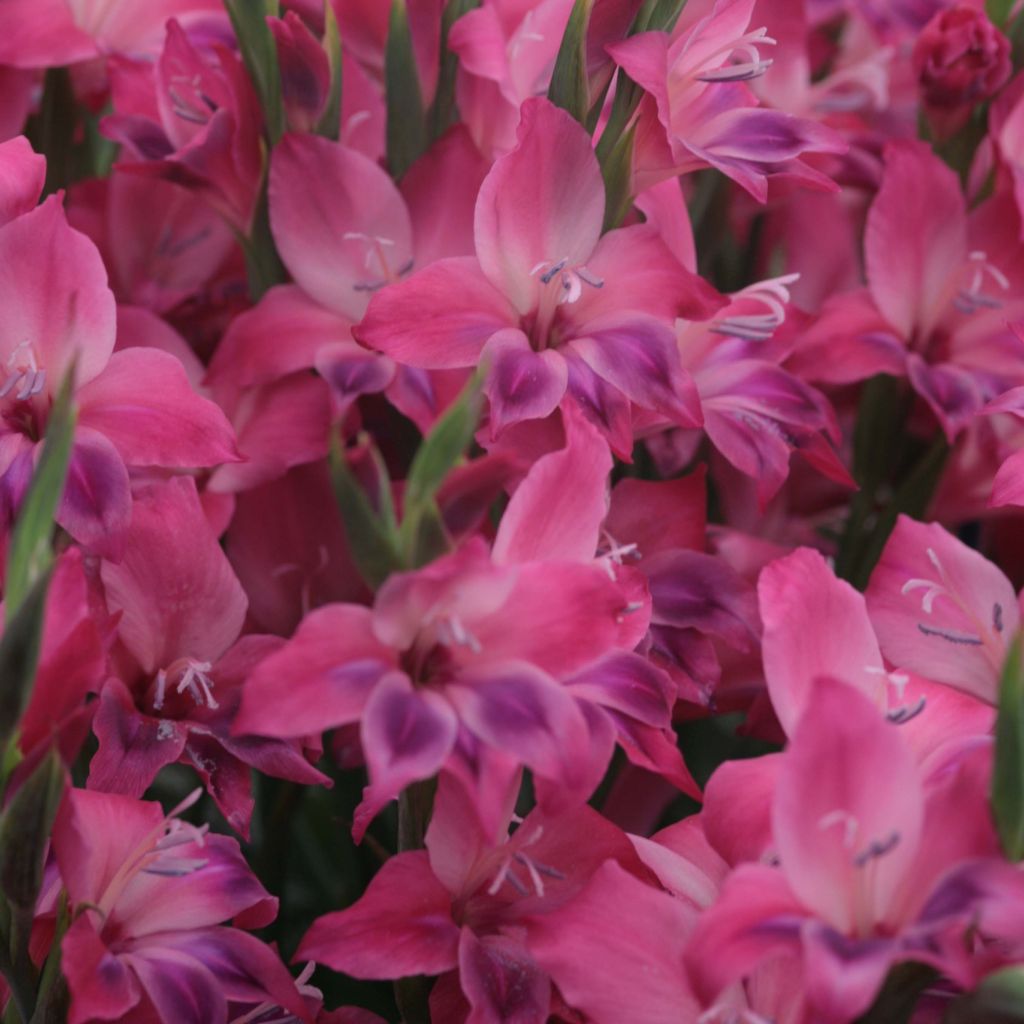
(103, 21), (264, 233)
(88, 478), (327, 837)
(0, 181), (237, 556)
(52, 788), (310, 1024)
(357, 98), (723, 453)
(913, 6), (1010, 135)
(688, 678), (1001, 1021)
(609, 0), (846, 200)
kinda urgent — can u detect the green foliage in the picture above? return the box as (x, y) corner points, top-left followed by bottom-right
(385, 0), (427, 179)
(994, 634), (1024, 860)
(548, 0), (593, 124)
(225, 0), (285, 145)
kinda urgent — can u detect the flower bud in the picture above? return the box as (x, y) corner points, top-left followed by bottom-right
(912, 6), (1011, 127)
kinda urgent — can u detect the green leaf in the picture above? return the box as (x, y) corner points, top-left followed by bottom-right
(398, 374), (483, 567)
(240, 180), (287, 301)
(6, 365), (76, 619)
(634, 0), (688, 32)
(945, 967), (1024, 1023)
(225, 0), (285, 145)
(993, 634), (1024, 860)
(547, 0), (593, 125)
(601, 122), (636, 231)
(385, 0), (427, 179)
(314, 0), (344, 140)
(0, 571), (52, 756)
(427, 0), (481, 140)
(329, 433), (403, 590)
(0, 749), (63, 911)
(988, 0), (1015, 26)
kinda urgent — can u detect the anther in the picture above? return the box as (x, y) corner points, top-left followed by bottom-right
(853, 830), (900, 867)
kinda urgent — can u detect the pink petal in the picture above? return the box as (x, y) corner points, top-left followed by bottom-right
(992, 447), (1024, 507)
(605, 470), (707, 558)
(234, 604), (396, 739)
(205, 284), (352, 392)
(99, 477), (247, 673)
(0, 194), (115, 390)
(208, 373), (331, 493)
(118, 946), (224, 1024)
(270, 133), (412, 321)
(77, 347), (238, 469)
(62, 916), (141, 1024)
(402, 126), (491, 266)
(526, 861), (702, 1024)
(906, 354), (987, 441)
(564, 652), (674, 728)
(865, 140), (966, 340)
(297, 852), (459, 977)
(492, 401), (611, 564)
(355, 256), (516, 368)
(574, 224), (724, 324)
(634, 178), (697, 272)
(447, 663), (589, 783)
(703, 754), (783, 866)
(474, 98), (604, 314)
(685, 863), (806, 1007)
(459, 929), (550, 1024)
(482, 329), (568, 438)
(759, 547), (887, 735)
(774, 678), (924, 933)
(0, 135), (44, 226)
(356, 673), (459, 829)
(570, 313), (702, 426)
(865, 515), (1017, 704)
(59, 427), (131, 558)
(88, 677), (187, 797)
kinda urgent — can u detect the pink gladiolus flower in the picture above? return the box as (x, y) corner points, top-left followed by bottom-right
(298, 774), (651, 1022)
(609, 0), (847, 200)
(103, 21), (264, 233)
(0, 176), (238, 556)
(793, 140), (1024, 439)
(52, 788), (311, 1024)
(89, 477), (328, 837)
(0, 0), (222, 68)
(687, 677), (1002, 1021)
(357, 98), (723, 452)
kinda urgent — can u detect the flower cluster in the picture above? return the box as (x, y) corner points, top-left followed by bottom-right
(2, 1), (1024, 1022)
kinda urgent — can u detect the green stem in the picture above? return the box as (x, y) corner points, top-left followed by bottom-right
(393, 780), (437, 1022)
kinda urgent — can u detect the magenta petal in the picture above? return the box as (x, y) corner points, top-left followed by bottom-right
(150, 927), (311, 1019)
(100, 477), (247, 673)
(686, 863), (806, 1006)
(865, 515), (1017, 704)
(758, 547), (886, 735)
(474, 98), (604, 314)
(62, 916), (141, 1024)
(906, 354), (987, 440)
(482, 328), (568, 438)
(703, 754), (783, 867)
(564, 352), (634, 456)
(459, 929), (550, 1024)
(316, 341), (396, 415)
(492, 401), (611, 564)
(270, 133), (413, 320)
(119, 946), (225, 1024)
(775, 679), (924, 934)
(645, 549), (759, 650)
(570, 314), (703, 427)
(447, 663), (588, 782)
(0, 194), (115, 390)
(527, 861), (702, 1024)
(88, 677), (186, 797)
(0, 135), (45, 226)
(77, 347), (239, 469)
(58, 427), (131, 558)
(297, 852), (459, 978)
(564, 652), (674, 728)
(206, 284), (352, 391)
(993, 447), (1024, 507)
(355, 256), (516, 368)
(358, 673), (458, 821)
(865, 140), (966, 340)
(209, 373), (331, 493)
(235, 604), (396, 739)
